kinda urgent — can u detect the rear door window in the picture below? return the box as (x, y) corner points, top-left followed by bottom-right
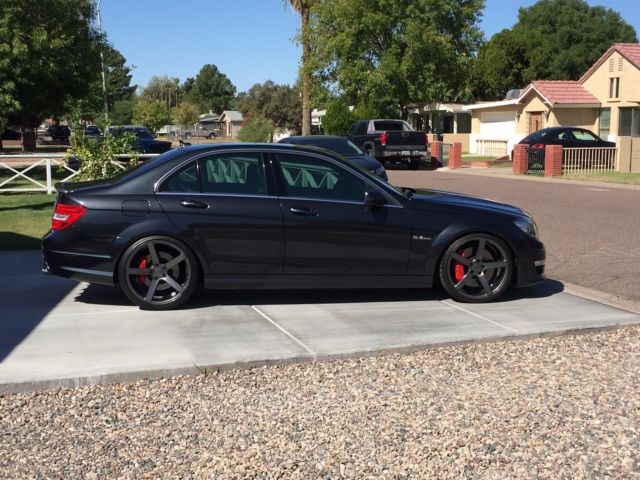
(199, 153), (267, 195)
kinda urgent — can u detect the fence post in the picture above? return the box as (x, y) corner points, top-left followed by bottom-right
(512, 144), (528, 174)
(449, 142), (462, 169)
(46, 158), (53, 194)
(544, 145), (563, 177)
(431, 141), (442, 166)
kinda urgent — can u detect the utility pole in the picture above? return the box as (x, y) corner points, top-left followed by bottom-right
(97, 0), (109, 123)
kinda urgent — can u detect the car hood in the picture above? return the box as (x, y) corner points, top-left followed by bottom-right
(407, 188), (526, 218)
(347, 154), (382, 171)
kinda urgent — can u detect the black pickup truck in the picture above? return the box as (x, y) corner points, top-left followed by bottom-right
(349, 119), (428, 170)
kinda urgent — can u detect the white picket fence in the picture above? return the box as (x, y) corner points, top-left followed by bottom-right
(0, 154), (159, 194)
(476, 139), (509, 158)
(562, 147), (617, 175)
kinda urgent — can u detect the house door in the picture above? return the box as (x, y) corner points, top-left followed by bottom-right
(529, 112), (543, 134)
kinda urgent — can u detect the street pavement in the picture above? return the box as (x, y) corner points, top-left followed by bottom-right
(1, 251), (638, 393)
(389, 167), (640, 308)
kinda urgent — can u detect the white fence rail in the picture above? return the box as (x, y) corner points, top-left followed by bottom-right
(562, 147), (617, 175)
(0, 154), (159, 194)
(476, 139), (509, 158)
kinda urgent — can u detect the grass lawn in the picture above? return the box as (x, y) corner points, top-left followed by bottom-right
(0, 194), (55, 250)
(562, 172), (640, 185)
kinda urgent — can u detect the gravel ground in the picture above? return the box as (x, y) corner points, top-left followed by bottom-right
(1, 327), (639, 479)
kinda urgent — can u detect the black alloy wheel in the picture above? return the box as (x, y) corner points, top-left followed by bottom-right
(118, 236), (198, 310)
(439, 234), (513, 303)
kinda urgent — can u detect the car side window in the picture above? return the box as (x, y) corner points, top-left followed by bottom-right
(160, 162), (199, 192)
(276, 153), (367, 203)
(199, 153), (267, 195)
(556, 131), (574, 141)
(572, 130), (598, 141)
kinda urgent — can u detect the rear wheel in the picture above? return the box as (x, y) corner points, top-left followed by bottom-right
(439, 234), (513, 303)
(118, 236), (199, 310)
(408, 159), (421, 170)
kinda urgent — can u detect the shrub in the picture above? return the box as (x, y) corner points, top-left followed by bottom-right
(237, 117), (275, 142)
(321, 98), (356, 136)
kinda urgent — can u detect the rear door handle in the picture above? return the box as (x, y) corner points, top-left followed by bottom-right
(180, 199), (209, 209)
(290, 207), (318, 217)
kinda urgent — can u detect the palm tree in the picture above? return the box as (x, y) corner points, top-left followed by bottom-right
(287, 0), (314, 136)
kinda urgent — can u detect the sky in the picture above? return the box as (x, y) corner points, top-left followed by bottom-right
(100, 0), (640, 93)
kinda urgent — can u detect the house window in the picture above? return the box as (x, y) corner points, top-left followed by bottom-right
(619, 108), (640, 137)
(609, 78), (620, 99)
(598, 108), (611, 139)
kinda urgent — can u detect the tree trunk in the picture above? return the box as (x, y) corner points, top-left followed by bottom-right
(21, 127), (37, 152)
(301, 8), (312, 136)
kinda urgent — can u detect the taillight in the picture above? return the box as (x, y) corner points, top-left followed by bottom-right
(425, 133), (430, 145)
(531, 143), (545, 149)
(51, 202), (87, 230)
(380, 131), (387, 146)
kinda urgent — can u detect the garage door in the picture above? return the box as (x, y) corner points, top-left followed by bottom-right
(480, 111), (514, 139)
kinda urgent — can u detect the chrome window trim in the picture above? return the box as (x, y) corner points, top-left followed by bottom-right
(155, 191), (275, 200)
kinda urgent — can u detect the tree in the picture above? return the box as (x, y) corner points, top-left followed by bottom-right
(110, 99), (136, 126)
(307, 0), (484, 116)
(286, 0), (315, 135)
(473, 0), (637, 100)
(141, 75), (181, 109)
(236, 80), (301, 133)
(172, 102), (200, 126)
(321, 98), (356, 136)
(187, 64), (236, 113)
(133, 100), (172, 133)
(237, 117), (275, 142)
(0, 0), (103, 150)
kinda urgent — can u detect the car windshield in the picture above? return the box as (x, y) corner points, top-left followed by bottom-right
(298, 138), (363, 156)
(129, 127), (152, 138)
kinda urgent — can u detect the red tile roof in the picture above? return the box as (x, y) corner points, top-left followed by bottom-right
(579, 43), (640, 83)
(527, 80), (600, 105)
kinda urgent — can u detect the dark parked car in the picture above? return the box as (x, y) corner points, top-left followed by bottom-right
(108, 125), (172, 154)
(83, 125), (103, 140)
(277, 135), (388, 180)
(42, 143), (545, 310)
(2, 127), (21, 140)
(46, 125), (71, 142)
(514, 127), (615, 163)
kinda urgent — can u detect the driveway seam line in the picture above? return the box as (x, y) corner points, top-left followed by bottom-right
(441, 300), (520, 334)
(250, 305), (317, 359)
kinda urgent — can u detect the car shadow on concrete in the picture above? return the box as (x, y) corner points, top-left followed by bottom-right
(73, 278), (564, 309)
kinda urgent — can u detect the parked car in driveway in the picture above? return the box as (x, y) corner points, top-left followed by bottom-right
(83, 125), (103, 140)
(2, 127), (21, 140)
(45, 125), (71, 143)
(514, 127), (615, 163)
(108, 126), (172, 154)
(42, 143), (545, 310)
(277, 135), (388, 180)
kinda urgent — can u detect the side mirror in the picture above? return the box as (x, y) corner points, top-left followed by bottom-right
(364, 190), (385, 209)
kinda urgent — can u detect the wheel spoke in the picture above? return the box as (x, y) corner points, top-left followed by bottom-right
(163, 274), (184, 293)
(147, 242), (161, 266)
(452, 253), (471, 266)
(484, 259), (507, 270)
(127, 267), (151, 275)
(144, 277), (160, 302)
(475, 239), (486, 259)
(477, 273), (493, 296)
(454, 272), (473, 290)
(165, 252), (185, 270)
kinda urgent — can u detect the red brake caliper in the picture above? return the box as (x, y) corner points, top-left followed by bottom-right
(454, 250), (466, 282)
(138, 258), (148, 285)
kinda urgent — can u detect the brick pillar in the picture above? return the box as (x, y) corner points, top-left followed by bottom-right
(431, 141), (442, 164)
(544, 144), (563, 177)
(512, 144), (528, 174)
(449, 142), (462, 169)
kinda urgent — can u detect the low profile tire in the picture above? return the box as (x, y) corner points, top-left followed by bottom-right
(439, 233), (513, 303)
(118, 236), (199, 310)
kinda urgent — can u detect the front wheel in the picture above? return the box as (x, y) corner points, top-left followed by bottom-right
(118, 236), (199, 310)
(439, 234), (513, 303)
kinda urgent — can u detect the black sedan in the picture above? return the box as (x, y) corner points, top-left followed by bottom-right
(278, 135), (388, 180)
(42, 143), (545, 310)
(515, 127), (615, 162)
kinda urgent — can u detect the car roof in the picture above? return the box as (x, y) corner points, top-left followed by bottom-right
(280, 135), (349, 142)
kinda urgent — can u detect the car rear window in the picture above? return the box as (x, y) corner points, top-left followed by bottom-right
(373, 121), (405, 131)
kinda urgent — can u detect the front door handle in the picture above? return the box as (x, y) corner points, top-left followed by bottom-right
(290, 207), (318, 217)
(180, 199), (209, 209)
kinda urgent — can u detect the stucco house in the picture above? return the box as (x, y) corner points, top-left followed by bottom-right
(219, 110), (244, 138)
(464, 43), (640, 164)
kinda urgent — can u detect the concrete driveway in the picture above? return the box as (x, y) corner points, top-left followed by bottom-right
(2, 251), (639, 393)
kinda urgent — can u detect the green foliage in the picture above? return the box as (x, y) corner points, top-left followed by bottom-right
(0, 0), (103, 128)
(133, 100), (172, 133)
(66, 127), (138, 181)
(171, 102), (200, 126)
(237, 117), (275, 143)
(308, 0), (484, 113)
(110, 99), (136, 126)
(321, 99), (356, 135)
(473, 0), (637, 100)
(140, 75), (181, 108)
(236, 81), (301, 133)
(187, 64), (236, 113)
